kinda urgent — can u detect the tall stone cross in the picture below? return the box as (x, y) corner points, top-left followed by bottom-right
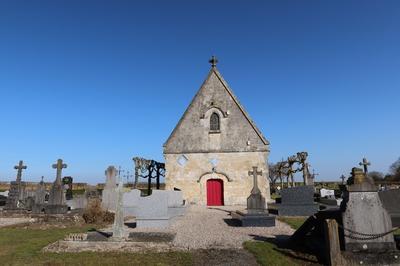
(249, 166), (262, 194)
(359, 157), (371, 174)
(52, 159), (67, 184)
(14, 160), (27, 183)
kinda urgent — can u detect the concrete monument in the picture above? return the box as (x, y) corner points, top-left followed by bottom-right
(342, 167), (396, 251)
(101, 166), (118, 212)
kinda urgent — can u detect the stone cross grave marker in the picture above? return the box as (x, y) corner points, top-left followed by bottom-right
(231, 166), (275, 226)
(48, 159), (68, 207)
(359, 157), (371, 174)
(52, 159), (67, 184)
(14, 160), (27, 183)
(249, 166), (262, 194)
(247, 166), (265, 211)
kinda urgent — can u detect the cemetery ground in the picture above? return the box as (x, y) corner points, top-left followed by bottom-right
(1, 215), (399, 265)
(0, 211), (316, 266)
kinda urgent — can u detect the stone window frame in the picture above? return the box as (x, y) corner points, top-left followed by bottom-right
(209, 112), (220, 133)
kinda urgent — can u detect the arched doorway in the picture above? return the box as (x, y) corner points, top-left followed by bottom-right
(206, 179), (224, 206)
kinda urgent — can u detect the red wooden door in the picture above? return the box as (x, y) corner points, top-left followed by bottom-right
(207, 179), (224, 206)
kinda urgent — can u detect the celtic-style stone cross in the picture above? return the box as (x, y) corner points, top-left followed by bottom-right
(14, 160), (27, 183)
(52, 159), (67, 184)
(359, 157), (371, 174)
(249, 166), (262, 194)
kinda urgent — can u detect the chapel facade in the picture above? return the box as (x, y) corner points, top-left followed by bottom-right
(163, 57), (270, 206)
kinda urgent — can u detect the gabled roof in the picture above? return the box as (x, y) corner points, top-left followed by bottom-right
(164, 66), (269, 149)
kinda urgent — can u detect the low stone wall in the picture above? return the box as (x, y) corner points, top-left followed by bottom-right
(43, 240), (172, 253)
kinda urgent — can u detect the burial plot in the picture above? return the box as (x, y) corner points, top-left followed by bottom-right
(277, 185), (319, 216)
(232, 167), (275, 226)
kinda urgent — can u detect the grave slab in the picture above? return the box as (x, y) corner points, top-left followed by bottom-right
(278, 186), (319, 216)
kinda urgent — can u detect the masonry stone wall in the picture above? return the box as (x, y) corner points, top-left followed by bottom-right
(165, 151), (270, 206)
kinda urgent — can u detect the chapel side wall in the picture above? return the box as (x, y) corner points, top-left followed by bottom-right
(165, 151), (271, 206)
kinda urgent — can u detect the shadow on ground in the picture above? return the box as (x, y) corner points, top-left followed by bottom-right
(248, 234), (321, 265)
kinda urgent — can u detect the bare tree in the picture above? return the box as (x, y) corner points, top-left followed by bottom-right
(368, 171), (384, 181)
(268, 163), (280, 188)
(389, 157), (400, 180)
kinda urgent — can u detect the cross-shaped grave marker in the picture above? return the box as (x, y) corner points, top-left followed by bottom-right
(52, 159), (67, 184)
(249, 166), (263, 194)
(14, 160), (27, 183)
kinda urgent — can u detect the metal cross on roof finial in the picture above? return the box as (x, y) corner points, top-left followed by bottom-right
(209, 55), (218, 67)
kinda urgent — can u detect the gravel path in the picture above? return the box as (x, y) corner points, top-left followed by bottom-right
(0, 218), (33, 228)
(123, 205), (294, 250)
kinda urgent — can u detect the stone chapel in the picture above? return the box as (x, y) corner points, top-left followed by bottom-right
(163, 57), (270, 206)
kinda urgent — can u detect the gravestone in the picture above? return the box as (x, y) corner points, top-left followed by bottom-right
(47, 159), (68, 214)
(342, 168), (395, 251)
(4, 160), (28, 210)
(319, 188), (341, 207)
(123, 189), (184, 228)
(101, 166), (118, 212)
(277, 185), (319, 216)
(232, 167), (275, 227)
(134, 190), (169, 228)
(111, 176), (125, 240)
(166, 190), (186, 218)
(34, 177), (47, 205)
(320, 188), (335, 198)
(379, 188), (400, 227)
(62, 176), (73, 200)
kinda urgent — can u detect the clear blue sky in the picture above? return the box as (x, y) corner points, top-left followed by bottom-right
(0, 1), (399, 184)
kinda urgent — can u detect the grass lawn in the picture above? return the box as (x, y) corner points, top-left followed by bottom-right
(277, 217), (307, 230)
(0, 225), (192, 266)
(243, 217), (313, 265)
(243, 241), (299, 266)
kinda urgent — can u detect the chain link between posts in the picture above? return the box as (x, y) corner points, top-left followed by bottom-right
(338, 224), (399, 241)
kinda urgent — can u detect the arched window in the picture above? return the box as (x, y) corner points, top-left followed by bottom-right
(210, 113), (220, 131)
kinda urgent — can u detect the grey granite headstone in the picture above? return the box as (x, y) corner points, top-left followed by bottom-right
(101, 166), (118, 212)
(342, 168), (395, 251)
(166, 190), (186, 218)
(277, 186), (319, 216)
(379, 188), (400, 227)
(135, 190), (169, 228)
(123, 189), (141, 216)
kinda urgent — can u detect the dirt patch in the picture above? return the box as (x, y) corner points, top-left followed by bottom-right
(191, 249), (258, 266)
